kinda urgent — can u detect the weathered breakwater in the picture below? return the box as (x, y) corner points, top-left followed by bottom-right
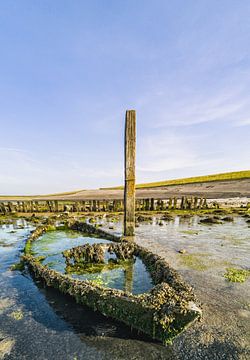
(22, 220), (202, 345)
(0, 196), (210, 215)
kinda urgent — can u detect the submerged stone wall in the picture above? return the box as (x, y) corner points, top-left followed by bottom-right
(23, 220), (202, 345)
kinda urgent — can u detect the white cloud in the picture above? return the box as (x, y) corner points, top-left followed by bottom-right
(137, 132), (200, 173)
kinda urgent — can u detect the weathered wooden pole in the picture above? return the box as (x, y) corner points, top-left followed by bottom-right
(124, 110), (136, 236)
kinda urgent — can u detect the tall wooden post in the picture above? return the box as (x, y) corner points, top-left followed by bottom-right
(124, 110), (136, 236)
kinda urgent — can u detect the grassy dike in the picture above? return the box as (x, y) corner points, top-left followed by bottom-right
(22, 220), (202, 345)
(105, 170), (250, 190)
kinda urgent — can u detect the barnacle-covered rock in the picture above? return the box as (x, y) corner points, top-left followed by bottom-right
(23, 219), (202, 345)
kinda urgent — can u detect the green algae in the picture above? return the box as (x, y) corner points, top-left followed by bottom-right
(180, 230), (199, 235)
(10, 261), (25, 271)
(178, 253), (210, 271)
(89, 275), (108, 287)
(224, 268), (250, 283)
(10, 310), (24, 320)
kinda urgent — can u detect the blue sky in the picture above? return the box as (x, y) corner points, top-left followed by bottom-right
(0, 1), (249, 195)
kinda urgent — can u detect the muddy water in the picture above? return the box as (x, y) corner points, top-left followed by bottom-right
(32, 230), (153, 294)
(1, 216), (249, 359)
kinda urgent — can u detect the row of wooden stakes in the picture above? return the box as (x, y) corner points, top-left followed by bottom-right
(0, 197), (208, 214)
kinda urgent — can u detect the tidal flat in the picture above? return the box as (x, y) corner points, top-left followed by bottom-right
(0, 213), (249, 359)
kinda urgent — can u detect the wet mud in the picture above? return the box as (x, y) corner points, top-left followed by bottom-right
(0, 214), (249, 359)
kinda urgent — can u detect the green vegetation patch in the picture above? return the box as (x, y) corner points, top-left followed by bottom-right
(224, 268), (250, 283)
(10, 261), (25, 271)
(180, 230), (199, 235)
(178, 253), (210, 271)
(106, 170), (250, 190)
(10, 310), (24, 320)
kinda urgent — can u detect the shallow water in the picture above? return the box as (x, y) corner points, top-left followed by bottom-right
(0, 215), (249, 359)
(32, 230), (153, 294)
(0, 219), (35, 271)
(98, 213), (250, 359)
(134, 214), (250, 360)
(0, 220), (169, 360)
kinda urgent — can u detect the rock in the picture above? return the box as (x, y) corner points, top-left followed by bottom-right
(213, 209), (227, 214)
(179, 249), (187, 254)
(160, 215), (173, 221)
(199, 217), (222, 225)
(222, 216), (234, 222)
(0, 337), (15, 359)
(136, 215), (153, 222)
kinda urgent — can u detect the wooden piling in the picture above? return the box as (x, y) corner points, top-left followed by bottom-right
(0, 203), (6, 214)
(173, 197), (177, 210)
(194, 197), (198, 210)
(168, 198), (173, 210)
(124, 110), (136, 236)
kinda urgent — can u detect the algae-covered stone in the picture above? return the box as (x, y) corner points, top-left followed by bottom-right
(199, 217), (222, 225)
(0, 336), (15, 359)
(222, 216), (234, 222)
(23, 220), (202, 345)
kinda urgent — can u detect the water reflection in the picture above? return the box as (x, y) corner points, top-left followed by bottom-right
(32, 230), (153, 294)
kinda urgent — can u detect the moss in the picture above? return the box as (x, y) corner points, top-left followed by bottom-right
(224, 268), (250, 283)
(24, 240), (32, 255)
(35, 255), (46, 262)
(10, 310), (24, 320)
(89, 275), (108, 287)
(46, 225), (56, 231)
(10, 261), (25, 271)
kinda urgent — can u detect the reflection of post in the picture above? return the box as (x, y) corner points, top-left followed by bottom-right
(124, 110), (136, 236)
(124, 261), (134, 293)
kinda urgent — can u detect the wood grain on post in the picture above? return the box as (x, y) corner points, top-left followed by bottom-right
(124, 110), (136, 236)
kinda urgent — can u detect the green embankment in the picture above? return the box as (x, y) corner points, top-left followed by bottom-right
(1, 170), (249, 199)
(104, 170), (250, 190)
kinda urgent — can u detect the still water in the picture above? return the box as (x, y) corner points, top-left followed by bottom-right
(31, 230), (153, 294)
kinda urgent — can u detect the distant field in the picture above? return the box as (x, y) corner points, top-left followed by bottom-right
(105, 170), (250, 190)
